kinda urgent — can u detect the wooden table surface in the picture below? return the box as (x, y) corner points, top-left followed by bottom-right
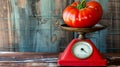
(0, 52), (120, 67)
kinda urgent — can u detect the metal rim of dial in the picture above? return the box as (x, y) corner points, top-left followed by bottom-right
(72, 41), (93, 59)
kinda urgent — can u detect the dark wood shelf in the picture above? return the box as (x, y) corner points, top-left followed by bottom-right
(0, 52), (119, 67)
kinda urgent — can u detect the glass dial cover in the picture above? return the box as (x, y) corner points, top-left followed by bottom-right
(72, 41), (93, 59)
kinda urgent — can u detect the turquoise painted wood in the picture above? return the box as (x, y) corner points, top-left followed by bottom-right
(90, 29), (107, 53)
(10, 0), (108, 53)
(10, 0), (33, 52)
(33, 0), (73, 52)
(10, 0), (73, 52)
(33, 0), (56, 52)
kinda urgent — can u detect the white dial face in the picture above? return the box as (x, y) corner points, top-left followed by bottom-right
(72, 41), (93, 59)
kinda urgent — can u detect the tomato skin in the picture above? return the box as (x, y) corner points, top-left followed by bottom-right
(63, 1), (103, 28)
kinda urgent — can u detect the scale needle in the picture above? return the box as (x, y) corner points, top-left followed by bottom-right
(81, 48), (87, 53)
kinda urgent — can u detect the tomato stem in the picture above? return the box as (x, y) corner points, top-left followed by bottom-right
(77, 0), (86, 9)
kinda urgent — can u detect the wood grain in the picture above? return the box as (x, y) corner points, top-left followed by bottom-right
(0, 52), (119, 67)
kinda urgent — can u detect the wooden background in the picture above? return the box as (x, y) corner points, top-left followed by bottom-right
(0, 0), (119, 53)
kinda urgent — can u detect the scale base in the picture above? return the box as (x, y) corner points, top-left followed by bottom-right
(58, 39), (107, 66)
(58, 53), (106, 66)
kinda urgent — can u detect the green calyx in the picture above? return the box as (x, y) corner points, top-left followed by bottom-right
(77, 0), (86, 9)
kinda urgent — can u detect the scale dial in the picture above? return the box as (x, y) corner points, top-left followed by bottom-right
(72, 41), (93, 59)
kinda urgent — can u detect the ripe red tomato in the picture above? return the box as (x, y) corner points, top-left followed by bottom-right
(63, 0), (103, 28)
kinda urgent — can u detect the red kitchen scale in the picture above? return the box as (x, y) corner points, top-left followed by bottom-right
(58, 24), (107, 66)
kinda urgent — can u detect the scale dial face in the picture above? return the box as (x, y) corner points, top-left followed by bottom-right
(72, 41), (93, 59)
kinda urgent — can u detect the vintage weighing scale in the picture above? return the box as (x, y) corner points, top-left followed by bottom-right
(58, 24), (107, 66)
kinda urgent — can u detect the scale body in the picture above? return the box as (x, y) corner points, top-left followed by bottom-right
(58, 24), (107, 66)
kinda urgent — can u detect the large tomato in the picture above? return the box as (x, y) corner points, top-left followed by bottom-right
(63, 0), (103, 28)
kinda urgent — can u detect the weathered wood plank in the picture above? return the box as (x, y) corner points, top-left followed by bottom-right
(1, 0), (115, 53)
(0, 0), (12, 51)
(0, 52), (119, 67)
(10, 0), (35, 52)
(10, 0), (74, 52)
(29, 0), (73, 52)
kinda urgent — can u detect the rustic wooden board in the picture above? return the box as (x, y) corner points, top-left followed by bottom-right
(0, 0), (12, 51)
(10, 0), (74, 52)
(0, 0), (119, 54)
(0, 52), (120, 67)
